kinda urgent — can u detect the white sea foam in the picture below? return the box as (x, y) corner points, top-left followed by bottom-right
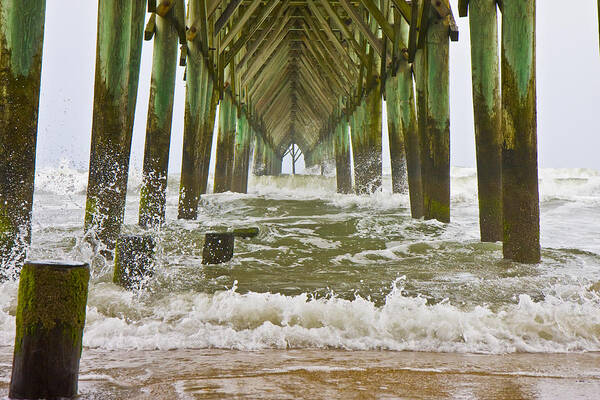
(2, 279), (599, 354)
(3, 167), (599, 355)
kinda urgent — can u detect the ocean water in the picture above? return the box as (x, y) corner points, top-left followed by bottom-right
(2, 166), (600, 398)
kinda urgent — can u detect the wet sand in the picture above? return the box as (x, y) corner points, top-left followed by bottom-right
(1, 347), (599, 399)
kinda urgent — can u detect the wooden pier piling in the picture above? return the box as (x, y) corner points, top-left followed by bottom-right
(501, 0), (540, 263)
(466, 0), (503, 242)
(139, 3), (183, 228)
(214, 93), (237, 192)
(335, 115), (353, 194)
(232, 110), (252, 193)
(113, 235), (156, 290)
(9, 261), (90, 399)
(385, 14), (423, 218)
(415, 9), (451, 223)
(0, 0), (46, 273)
(85, 1), (146, 251)
(178, 0), (211, 219)
(385, 75), (408, 194)
(199, 85), (219, 195)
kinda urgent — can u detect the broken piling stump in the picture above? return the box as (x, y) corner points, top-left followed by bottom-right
(202, 233), (235, 265)
(202, 228), (259, 264)
(113, 235), (156, 290)
(9, 260), (90, 400)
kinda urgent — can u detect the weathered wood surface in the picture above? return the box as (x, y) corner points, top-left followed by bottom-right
(501, 0), (540, 263)
(10, 261), (90, 399)
(468, 0), (502, 242)
(139, 4), (181, 228)
(415, 9), (450, 223)
(0, 0), (46, 273)
(178, 0), (211, 219)
(214, 93), (237, 193)
(85, 1), (145, 251)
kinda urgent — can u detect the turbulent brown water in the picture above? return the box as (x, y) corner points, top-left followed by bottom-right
(2, 167), (600, 398)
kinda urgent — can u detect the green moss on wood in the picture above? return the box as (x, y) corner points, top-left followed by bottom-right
(0, 1), (46, 269)
(501, 0), (540, 263)
(15, 263), (90, 354)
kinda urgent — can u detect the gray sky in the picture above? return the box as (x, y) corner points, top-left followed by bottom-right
(35, 0), (600, 175)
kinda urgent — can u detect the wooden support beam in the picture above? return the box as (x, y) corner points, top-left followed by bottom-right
(501, 0), (540, 263)
(417, 0), (431, 50)
(215, 0), (243, 33)
(359, 0), (396, 41)
(468, 0), (502, 242)
(224, 0), (281, 64)
(199, 85), (220, 194)
(139, 8), (180, 228)
(390, 0), (412, 23)
(335, 115), (353, 193)
(236, 2), (291, 71)
(144, 13), (156, 40)
(458, 0), (469, 17)
(214, 93), (237, 192)
(85, 0), (146, 251)
(339, 0), (390, 61)
(178, 0), (211, 219)
(313, 0), (371, 65)
(220, 0), (262, 52)
(156, 0), (175, 17)
(414, 8), (450, 223)
(0, 0), (46, 273)
(232, 111), (252, 192)
(407, 0), (420, 61)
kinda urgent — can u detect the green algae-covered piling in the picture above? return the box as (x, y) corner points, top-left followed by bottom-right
(501, 0), (540, 263)
(385, 15), (422, 214)
(415, 11), (451, 223)
(139, 4), (182, 228)
(385, 75), (408, 194)
(467, 0), (503, 242)
(334, 116), (352, 194)
(396, 14), (423, 218)
(0, 0), (46, 272)
(362, 86), (383, 194)
(252, 136), (266, 176)
(202, 232), (235, 264)
(214, 93), (237, 192)
(178, 0), (209, 219)
(85, 1), (146, 251)
(232, 110), (252, 193)
(113, 235), (156, 290)
(9, 261), (90, 399)
(199, 85), (219, 195)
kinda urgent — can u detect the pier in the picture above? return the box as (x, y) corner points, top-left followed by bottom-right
(1, 4), (600, 396)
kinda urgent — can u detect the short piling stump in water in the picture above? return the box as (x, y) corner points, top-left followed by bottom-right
(202, 228), (259, 265)
(232, 227), (260, 239)
(9, 260), (90, 400)
(202, 233), (235, 265)
(113, 235), (156, 290)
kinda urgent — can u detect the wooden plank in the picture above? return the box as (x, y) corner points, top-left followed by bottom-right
(458, 0), (469, 17)
(214, 0), (243, 33)
(144, 13), (156, 40)
(307, 0), (369, 65)
(417, 0), (431, 50)
(407, 0), (420, 61)
(156, 0), (175, 17)
(220, 0), (261, 51)
(390, 0), (411, 23)
(359, 0), (395, 41)
(339, 0), (388, 61)
(224, 0), (281, 63)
